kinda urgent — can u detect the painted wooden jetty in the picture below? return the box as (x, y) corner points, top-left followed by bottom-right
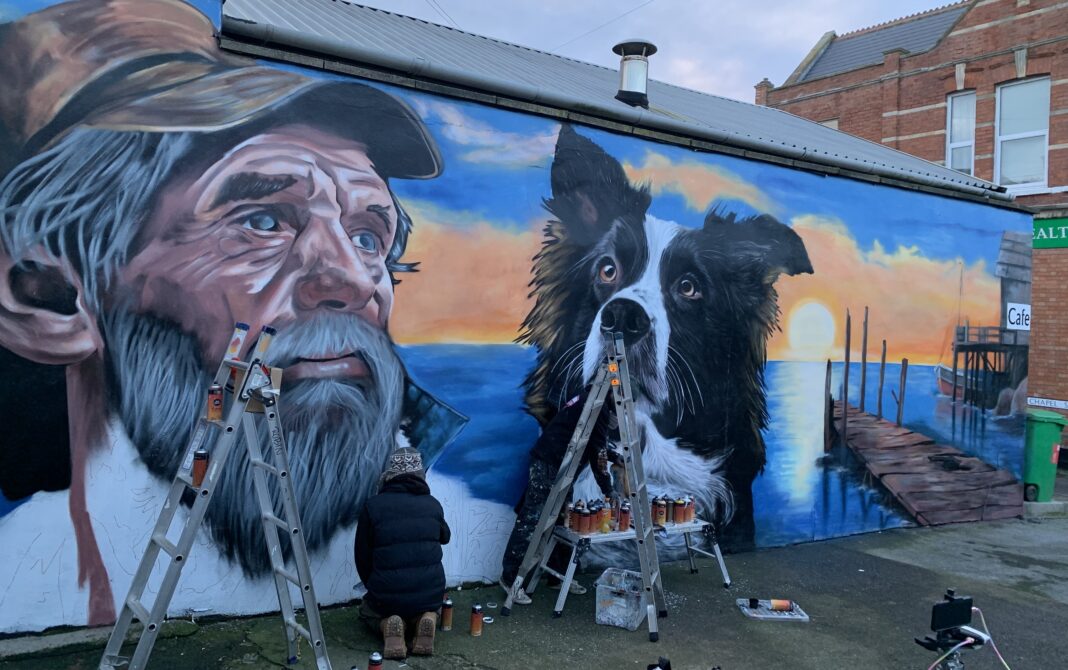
(833, 401), (1023, 525)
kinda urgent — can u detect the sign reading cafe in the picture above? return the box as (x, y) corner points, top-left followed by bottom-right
(1034, 217), (1068, 249)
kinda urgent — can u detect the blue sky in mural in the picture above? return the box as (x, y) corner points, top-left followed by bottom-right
(364, 78), (1022, 269)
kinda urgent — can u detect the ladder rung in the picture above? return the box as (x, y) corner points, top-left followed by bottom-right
(225, 359), (250, 371)
(175, 471), (193, 487)
(263, 513), (291, 532)
(275, 567), (301, 587)
(101, 654), (130, 667)
(284, 617), (312, 642)
(152, 533), (181, 559)
(250, 458), (281, 477)
(126, 596), (151, 624)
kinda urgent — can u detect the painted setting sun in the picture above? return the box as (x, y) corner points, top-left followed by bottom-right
(786, 301), (837, 360)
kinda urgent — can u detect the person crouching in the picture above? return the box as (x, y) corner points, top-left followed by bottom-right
(355, 448), (450, 659)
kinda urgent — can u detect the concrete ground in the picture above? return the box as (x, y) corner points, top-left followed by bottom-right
(4, 472), (1068, 670)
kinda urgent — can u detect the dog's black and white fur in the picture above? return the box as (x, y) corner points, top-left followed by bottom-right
(518, 125), (813, 551)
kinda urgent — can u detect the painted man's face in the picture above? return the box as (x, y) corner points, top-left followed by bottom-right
(122, 124), (400, 375)
(103, 123), (409, 574)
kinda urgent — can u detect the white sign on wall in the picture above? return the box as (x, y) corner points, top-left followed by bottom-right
(1028, 397), (1068, 410)
(1006, 302), (1031, 331)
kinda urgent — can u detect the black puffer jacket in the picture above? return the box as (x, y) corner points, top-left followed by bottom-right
(354, 474), (451, 618)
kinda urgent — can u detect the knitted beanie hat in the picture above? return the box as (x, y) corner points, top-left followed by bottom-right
(382, 447), (425, 483)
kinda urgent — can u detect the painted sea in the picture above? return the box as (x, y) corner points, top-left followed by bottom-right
(0, 344), (1025, 548)
(405, 344), (1025, 548)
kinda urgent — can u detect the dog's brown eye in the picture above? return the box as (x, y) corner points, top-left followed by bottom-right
(598, 259), (618, 283)
(679, 278), (701, 299)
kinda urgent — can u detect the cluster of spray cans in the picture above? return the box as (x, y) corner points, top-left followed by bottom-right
(650, 495), (697, 526)
(562, 497), (632, 534)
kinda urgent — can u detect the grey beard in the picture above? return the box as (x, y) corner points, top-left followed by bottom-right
(103, 309), (405, 575)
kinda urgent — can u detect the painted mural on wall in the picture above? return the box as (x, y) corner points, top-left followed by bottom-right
(0, 0), (1032, 633)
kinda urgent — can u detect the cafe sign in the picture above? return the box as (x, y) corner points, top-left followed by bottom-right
(1034, 217), (1068, 249)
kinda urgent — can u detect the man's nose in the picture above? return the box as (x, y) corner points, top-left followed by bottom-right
(293, 221), (378, 314)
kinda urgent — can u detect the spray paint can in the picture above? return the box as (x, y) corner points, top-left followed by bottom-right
(674, 497), (687, 524)
(618, 502), (631, 530)
(654, 498), (668, 526)
(770, 599), (794, 612)
(192, 449), (209, 488)
(578, 509), (591, 535)
(441, 598), (453, 631)
(367, 651), (383, 669)
(470, 604), (483, 636)
(650, 496), (660, 524)
(206, 383), (224, 421)
(563, 503), (574, 529)
(665, 498), (675, 524)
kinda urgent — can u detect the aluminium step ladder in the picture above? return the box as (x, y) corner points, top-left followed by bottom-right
(100, 323), (332, 670)
(501, 333), (676, 641)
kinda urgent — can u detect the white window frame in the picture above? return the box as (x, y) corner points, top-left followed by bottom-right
(994, 77), (1050, 192)
(945, 91), (975, 176)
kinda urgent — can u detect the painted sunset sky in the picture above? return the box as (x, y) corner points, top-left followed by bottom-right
(367, 86), (1023, 364)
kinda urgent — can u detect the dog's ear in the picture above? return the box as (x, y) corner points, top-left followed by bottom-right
(545, 124), (650, 240)
(704, 209), (813, 281)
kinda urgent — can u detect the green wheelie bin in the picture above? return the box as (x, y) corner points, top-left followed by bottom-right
(1023, 409), (1066, 502)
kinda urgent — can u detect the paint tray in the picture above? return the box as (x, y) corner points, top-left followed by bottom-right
(735, 599), (810, 622)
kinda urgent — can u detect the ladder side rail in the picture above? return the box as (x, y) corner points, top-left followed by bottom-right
(516, 369), (611, 566)
(102, 340), (255, 667)
(258, 398), (331, 667)
(503, 367), (612, 612)
(124, 399), (252, 669)
(610, 335), (668, 625)
(243, 413), (302, 664)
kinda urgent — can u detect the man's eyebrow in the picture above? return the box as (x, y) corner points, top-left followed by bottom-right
(366, 203), (393, 232)
(210, 172), (297, 208)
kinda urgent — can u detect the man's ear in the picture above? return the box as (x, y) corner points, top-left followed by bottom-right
(704, 209), (814, 281)
(0, 246), (102, 364)
(544, 124), (651, 242)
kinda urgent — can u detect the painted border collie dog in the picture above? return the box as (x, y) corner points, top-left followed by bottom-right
(518, 125), (813, 552)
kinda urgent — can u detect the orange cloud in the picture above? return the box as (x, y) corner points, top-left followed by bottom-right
(390, 201), (543, 344)
(770, 215), (1001, 364)
(623, 151), (777, 214)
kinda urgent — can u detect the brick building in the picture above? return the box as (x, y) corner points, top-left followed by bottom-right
(759, 0), (1068, 418)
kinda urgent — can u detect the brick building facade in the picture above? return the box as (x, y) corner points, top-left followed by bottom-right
(760, 0), (1068, 419)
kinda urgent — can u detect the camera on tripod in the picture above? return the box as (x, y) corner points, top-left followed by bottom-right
(915, 589), (990, 666)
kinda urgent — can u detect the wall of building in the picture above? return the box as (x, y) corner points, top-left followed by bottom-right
(764, 0), (1068, 449)
(0, 0), (1033, 633)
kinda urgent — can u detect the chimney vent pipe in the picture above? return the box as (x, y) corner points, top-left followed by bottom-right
(613, 39), (657, 107)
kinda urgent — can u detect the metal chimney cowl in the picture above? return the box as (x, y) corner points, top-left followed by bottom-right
(613, 39), (657, 107)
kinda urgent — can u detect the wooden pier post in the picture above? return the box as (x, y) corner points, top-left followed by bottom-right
(951, 342), (959, 404)
(877, 339), (887, 419)
(896, 358), (909, 426)
(842, 310), (851, 441)
(824, 359), (833, 452)
(860, 306), (869, 412)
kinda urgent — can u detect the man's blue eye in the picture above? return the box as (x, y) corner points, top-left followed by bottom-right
(352, 232), (378, 252)
(241, 212), (280, 232)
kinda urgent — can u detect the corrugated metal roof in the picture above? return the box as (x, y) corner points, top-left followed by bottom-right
(221, 0), (1009, 201)
(800, 4), (968, 82)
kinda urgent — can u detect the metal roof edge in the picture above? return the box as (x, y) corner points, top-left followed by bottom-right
(222, 17), (1016, 205)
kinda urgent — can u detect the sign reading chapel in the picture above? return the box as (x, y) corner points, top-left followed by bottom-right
(1034, 218), (1068, 249)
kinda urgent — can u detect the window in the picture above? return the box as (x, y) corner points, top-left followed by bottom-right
(995, 77), (1050, 189)
(819, 118), (839, 130)
(946, 91), (975, 175)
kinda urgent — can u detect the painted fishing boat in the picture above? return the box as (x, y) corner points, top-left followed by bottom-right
(935, 363), (964, 399)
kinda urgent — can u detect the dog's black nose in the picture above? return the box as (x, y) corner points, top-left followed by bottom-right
(600, 298), (650, 346)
